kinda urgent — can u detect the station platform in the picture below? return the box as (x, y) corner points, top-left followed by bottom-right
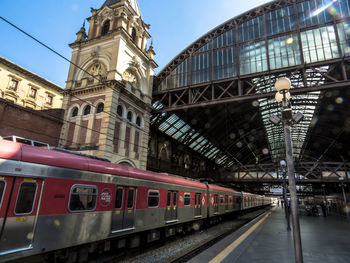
(188, 206), (350, 263)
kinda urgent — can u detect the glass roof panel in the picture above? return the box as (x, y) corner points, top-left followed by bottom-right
(255, 69), (323, 163)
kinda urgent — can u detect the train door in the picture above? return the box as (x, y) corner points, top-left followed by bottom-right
(225, 195), (229, 211)
(214, 194), (219, 213)
(165, 191), (178, 223)
(229, 196), (233, 210)
(236, 194), (242, 210)
(111, 186), (136, 233)
(194, 193), (201, 217)
(172, 192), (178, 220)
(0, 177), (43, 255)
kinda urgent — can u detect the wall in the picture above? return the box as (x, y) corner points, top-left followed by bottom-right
(0, 98), (64, 146)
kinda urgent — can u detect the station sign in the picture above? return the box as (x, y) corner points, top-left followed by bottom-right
(270, 188), (283, 194)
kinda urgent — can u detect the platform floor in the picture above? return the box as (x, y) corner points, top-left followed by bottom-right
(188, 207), (350, 263)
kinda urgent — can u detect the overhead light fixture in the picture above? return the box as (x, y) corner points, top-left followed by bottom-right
(292, 112), (304, 124)
(269, 114), (281, 125)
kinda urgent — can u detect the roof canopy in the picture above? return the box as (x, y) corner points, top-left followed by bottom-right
(152, 0), (350, 174)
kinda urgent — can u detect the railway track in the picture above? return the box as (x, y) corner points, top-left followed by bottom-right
(111, 207), (271, 263)
(167, 208), (270, 263)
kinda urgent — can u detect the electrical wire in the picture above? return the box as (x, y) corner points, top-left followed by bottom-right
(0, 15), (132, 121)
(0, 15), (151, 151)
(0, 15), (228, 167)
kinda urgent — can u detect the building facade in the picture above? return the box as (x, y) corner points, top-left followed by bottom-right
(59, 0), (157, 169)
(0, 56), (63, 110)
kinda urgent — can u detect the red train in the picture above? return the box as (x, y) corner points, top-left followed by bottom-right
(0, 138), (271, 262)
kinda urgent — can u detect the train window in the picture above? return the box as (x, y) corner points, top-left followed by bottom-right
(115, 187), (123, 209)
(166, 192), (171, 206)
(220, 196), (224, 204)
(127, 189), (134, 208)
(69, 185), (97, 212)
(15, 182), (37, 214)
(0, 180), (5, 207)
(184, 193), (191, 206)
(173, 192), (178, 206)
(148, 190), (159, 208)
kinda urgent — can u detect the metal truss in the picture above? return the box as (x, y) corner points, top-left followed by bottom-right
(151, 0), (350, 180)
(153, 60), (350, 112)
(215, 161), (350, 183)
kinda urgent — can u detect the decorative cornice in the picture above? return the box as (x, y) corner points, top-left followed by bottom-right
(0, 56), (64, 93)
(70, 27), (157, 67)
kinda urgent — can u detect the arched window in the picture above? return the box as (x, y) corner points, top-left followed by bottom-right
(83, 105), (91, 115)
(131, 28), (137, 42)
(71, 107), (78, 117)
(136, 116), (141, 127)
(127, 111), (133, 122)
(117, 105), (123, 117)
(96, 103), (104, 113)
(101, 20), (110, 36)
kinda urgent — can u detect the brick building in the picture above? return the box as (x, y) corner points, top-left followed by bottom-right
(0, 98), (64, 146)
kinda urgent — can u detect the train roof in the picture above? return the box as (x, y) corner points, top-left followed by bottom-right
(0, 139), (207, 189)
(208, 184), (237, 193)
(242, 191), (261, 197)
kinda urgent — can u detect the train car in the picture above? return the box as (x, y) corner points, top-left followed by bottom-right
(207, 184), (238, 218)
(0, 139), (208, 262)
(0, 138), (271, 262)
(241, 192), (263, 209)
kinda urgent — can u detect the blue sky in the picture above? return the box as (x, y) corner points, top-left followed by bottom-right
(0, 0), (271, 87)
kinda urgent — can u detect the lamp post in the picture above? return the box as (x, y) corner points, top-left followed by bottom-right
(280, 160), (291, 230)
(339, 177), (349, 220)
(270, 77), (303, 263)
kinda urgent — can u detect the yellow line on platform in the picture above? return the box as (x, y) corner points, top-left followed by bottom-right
(209, 212), (271, 263)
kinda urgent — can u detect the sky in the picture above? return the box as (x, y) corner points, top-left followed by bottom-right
(0, 0), (271, 87)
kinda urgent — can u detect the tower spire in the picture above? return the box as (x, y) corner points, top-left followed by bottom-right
(101, 0), (141, 17)
(75, 20), (87, 42)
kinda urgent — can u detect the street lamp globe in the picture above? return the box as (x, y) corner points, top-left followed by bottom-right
(280, 160), (287, 167)
(275, 77), (291, 92)
(275, 91), (291, 103)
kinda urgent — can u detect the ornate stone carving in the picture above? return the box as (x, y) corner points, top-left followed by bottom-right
(129, 56), (141, 69)
(122, 70), (137, 85)
(89, 62), (105, 76)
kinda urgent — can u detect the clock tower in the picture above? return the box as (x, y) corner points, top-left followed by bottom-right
(59, 0), (157, 169)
